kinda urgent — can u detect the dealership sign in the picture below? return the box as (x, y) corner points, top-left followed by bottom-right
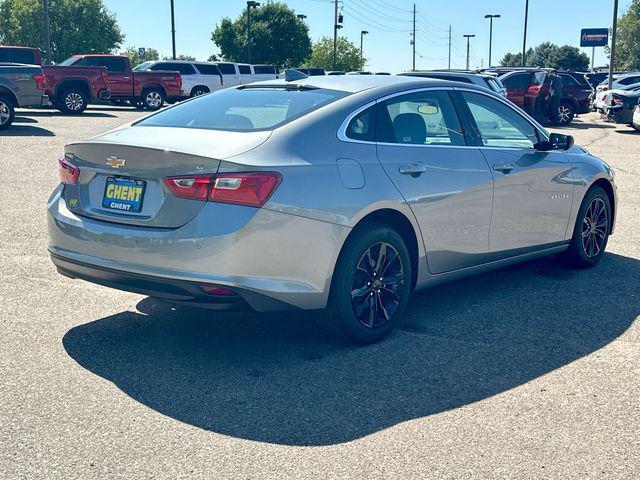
(580, 28), (609, 47)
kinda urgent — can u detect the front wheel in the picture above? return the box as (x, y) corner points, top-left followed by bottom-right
(317, 224), (412, 344)
(558, 186), (611, 268)
(0, 94), (16, 130)
(141, 88), (164, 111)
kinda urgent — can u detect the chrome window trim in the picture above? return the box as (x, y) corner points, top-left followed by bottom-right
(337, 85), (549, 146)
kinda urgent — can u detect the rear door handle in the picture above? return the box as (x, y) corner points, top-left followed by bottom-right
(492, 163), (515, 173)
(399, 163), (426, 177)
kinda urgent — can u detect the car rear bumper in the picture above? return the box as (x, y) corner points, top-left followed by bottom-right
(47, 185), (347, 311)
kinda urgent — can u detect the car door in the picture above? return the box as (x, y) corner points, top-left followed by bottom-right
(457, 90), (574, 255)
(502, 72), (529, 109)
(374, 89), (494, 274)
(217, 63), (241, 86)
(79, 56), (131, 97)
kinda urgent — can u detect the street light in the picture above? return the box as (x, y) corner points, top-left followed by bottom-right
(463, 34), (475, 70)
(360, 30), (368, 65)
(522, 0), (529, 66)
(246, 1), (260, 63)
(484, 14), (500, 68)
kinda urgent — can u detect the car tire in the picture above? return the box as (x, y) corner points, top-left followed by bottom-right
(57, 87), (88, 114)
(317, 223), (412, 344)
(0, 94), (16, 130)
(190, 86), (210, 97)
(141, 88), (164, 111)
(557, 186), (611, 269)
(556, 101), (575, 125)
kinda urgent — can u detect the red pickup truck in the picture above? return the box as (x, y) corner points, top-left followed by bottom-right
(57, 54), (182, 110)
(0, 46), (111, 114)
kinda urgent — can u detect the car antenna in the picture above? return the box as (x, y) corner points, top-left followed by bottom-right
(284, 69), (308, 82)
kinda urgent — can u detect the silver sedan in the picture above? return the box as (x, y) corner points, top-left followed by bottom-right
(48, 74), (617, 343)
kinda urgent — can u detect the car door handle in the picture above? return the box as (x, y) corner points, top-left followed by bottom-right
(492, 163), (515, 173)
(399, 163), (427, 177)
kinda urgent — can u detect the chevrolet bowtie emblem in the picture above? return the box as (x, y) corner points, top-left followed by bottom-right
(106, 156), (126, 168)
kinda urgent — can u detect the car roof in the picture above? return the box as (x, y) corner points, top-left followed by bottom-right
(245, 74), (475, 94)
(401, 70), (492, 79)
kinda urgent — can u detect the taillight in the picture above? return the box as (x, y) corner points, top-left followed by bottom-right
(163, 172), (282, 207)
(58, 155), (79, 184)
(175, 74), (182, 87)
(32, 73), (46, 90)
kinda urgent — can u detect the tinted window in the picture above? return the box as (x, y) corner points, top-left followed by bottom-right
(345, 106), (376, 141)
(0, 48), (37, 64)
(134, 61), (153, 71)
(531, 72), (546, 87)
(502, 73), (529, 89)
(138, 87), (348, 131)
(377, 91), (465, 146)
(150, 63), (194, 74)
(217, 63), (237, 75)
(462, 91), (539, 148)
(559, 74), (578, 86)
(253, 65), (276, 74)
(238, 65), (252, 75)
(195, 64), (221, 76)
(76, 56), (128, 72)
(620, 76), (640, 85)
(308, 68), (326, 76)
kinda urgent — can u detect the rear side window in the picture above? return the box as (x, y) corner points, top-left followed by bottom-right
(137, 87), (348, 131)
(254, 65), (276, 75)
(217, 63), (237, 75)
(345, 106), (376, 142)
(377, 90), (465, 146)
(620, 76), (640, 85)
(154, 63), (195, 75)
(238, 65), (252, 75)
(502, 73), (529, 89)
(559, 74), (578, 86)
(0, 48), (37, 64)
(195, 64), (221, 76)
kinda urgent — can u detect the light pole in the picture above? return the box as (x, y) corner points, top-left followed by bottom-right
(360, 30), (368, 66)
(608, 0), (619, 90)
(521, 0), (529, 66)
(43, 0), (52, 65)
(170, 0), (176, 60)
(484, 14), (500, 68)
(246, 1), (260, 63)
(463, 34), (475, 70)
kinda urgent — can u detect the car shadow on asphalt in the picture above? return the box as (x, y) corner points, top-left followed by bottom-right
(1, 124), (55, 136)
(62, 252), (639, 446)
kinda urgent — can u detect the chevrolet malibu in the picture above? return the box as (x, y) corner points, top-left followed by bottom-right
(48, 74), (617, 343)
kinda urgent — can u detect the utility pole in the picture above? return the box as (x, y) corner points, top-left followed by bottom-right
(608, 0), (619, 90)
(464, 34), (475, 70)
(332, 0), (339, 70)
(484, 14), (500, 68)
(246, 1), (261, 64)
(412, 3), (416, 71)
(448, 25), (452, 70)
(43, 0), (51, 65)
(170, 0), (176, 60)
(521, 0), (529, 66)
(360, 30), (368, 66)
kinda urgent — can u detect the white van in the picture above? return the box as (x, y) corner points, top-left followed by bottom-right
(134, 60), (224, 98)
(213, 62), (279, 86)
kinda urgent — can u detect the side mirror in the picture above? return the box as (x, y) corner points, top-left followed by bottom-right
(549, 132), (574, 151)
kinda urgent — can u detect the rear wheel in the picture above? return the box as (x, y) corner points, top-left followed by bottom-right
(557, 186), (611, 268)
(0, 94), (16, 130)
(317, 224), (412, 344)
(57, 87), (88, 114)
(556, 101), (575, 125)
(190, 86), (210, 97)
(141, 88), (164, 110)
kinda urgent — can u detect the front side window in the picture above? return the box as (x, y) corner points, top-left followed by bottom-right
(377, 91), (465, 146)
(503, 73), (529, 89)
(461, 91), (539, 148)
(559, 74), (578, 87)
(137, 87), (348, 131)
(238, 65), (252, 75)
(195, 64), (221, 76)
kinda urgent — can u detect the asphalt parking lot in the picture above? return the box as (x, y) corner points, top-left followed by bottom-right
(1, 107), (639, 479)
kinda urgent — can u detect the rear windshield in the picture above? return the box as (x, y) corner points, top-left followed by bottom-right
(0, 48), (37, 64)
(137, 86), (348, 131)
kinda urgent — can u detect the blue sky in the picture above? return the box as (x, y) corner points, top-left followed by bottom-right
(103, 0), (632, 72)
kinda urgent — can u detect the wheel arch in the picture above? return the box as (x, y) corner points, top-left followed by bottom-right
(142, 84), (166, 96)
(341, 208), (421, 291)
(0, 86), (18, 106)
(190, 85), (210, 96)
(54, 78), (91, 99)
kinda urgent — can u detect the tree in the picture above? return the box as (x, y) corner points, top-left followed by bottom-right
(163, 54), (196, 61)
(207, 54), (221, 62)
(306, 36), (364, 72)
(615, 0), (640, 70)
(212, 2), (311, 67)
(500, 43), (589, 70)
(0, 0), (123, 63)
(121, 47), (159, 68)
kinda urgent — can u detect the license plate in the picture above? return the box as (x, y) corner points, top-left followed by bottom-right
(102, 176), (146, 212)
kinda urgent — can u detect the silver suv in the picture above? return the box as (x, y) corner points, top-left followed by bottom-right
(399, 70), (507, 96)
